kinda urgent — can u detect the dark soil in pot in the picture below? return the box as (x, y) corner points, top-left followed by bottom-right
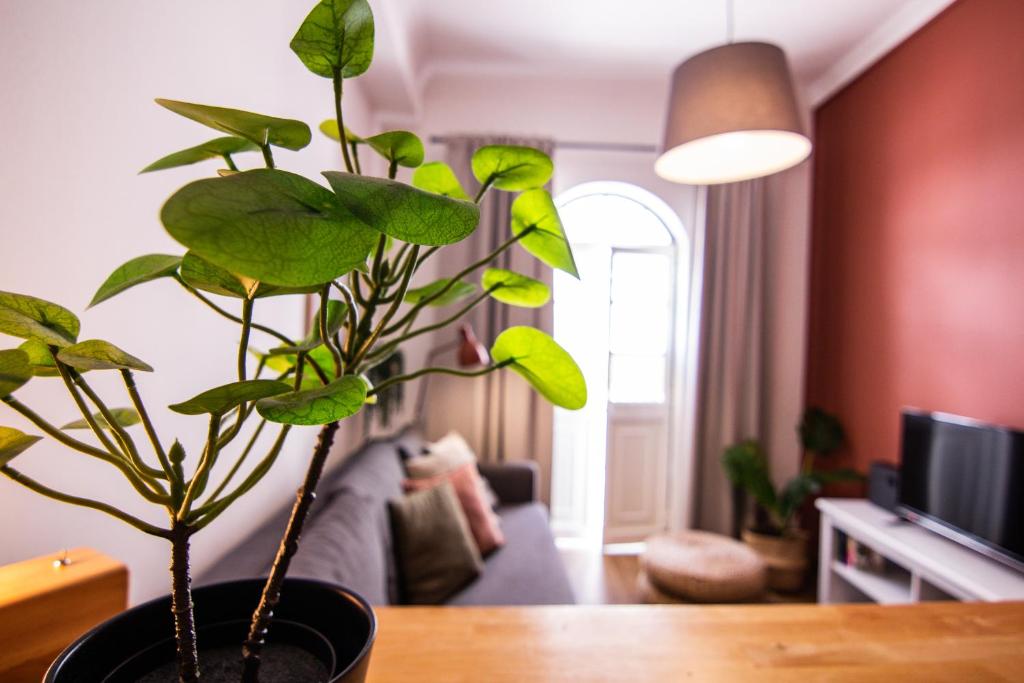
(46, 578), (376, 683)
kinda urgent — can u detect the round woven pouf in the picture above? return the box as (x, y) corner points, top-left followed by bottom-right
(640, 531), (766, 603)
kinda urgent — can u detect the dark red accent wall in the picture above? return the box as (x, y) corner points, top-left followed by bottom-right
(806, 0), (1024, 470)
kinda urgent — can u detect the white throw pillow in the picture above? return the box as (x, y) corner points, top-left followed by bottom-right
(406, 431), (475, 479)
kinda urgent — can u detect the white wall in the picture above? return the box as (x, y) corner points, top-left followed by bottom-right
(0, 1), (378, 603)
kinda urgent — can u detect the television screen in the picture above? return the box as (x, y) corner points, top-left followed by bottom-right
(898, 410), (1024, 571)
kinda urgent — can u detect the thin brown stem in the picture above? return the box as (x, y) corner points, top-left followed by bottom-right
(121, 370), (173, 479)
(169, 521), (200, 683)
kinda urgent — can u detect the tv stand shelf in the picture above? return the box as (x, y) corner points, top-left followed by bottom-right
(816, 498), (1024, 604)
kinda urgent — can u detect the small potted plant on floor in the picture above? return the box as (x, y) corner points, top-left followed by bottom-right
(722, 408), (858, 592)
(0, 1), (586, 680)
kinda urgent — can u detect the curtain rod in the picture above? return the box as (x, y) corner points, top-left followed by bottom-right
(429, 135), (657, 154)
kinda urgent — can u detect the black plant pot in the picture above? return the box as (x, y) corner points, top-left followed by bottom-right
(45, 578), (376, 683)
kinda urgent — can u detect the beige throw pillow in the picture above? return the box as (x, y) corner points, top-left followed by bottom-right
(388, 480), (483, 604)
(407, 431), (499, 509)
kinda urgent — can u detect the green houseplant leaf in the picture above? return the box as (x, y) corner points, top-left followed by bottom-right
(511, 189), (579, 278)
(0, 349), (32, 396)
(57, 340), (153, 372)
(162, 169), (378, 287)
(169, 380), (292, 416)
(62, 407), (141, 431)
(0, 291), (80, 348)
(0, 426), (42, 467)
(319, 120), (362, 143)
(291, 0), (374, 79)
(482, 268), (550, 308)
(180, 252), (319, 299)
(472, 145), (553, 191)
(273, 300), (347, 354)
(364, 131), (424, 168)
(323, 172), (479, 246)
(256, 375), (366, 426)
(89, 254), (183, 308)
(155, 99), (311, 151)
(18, 339), (59, 377)
(491, 326), (586, 410)
(404, 279), (477, 307)
(412, 161), (470, 200)
(141, 137), (258, 173)
(799, 407), (846, 455)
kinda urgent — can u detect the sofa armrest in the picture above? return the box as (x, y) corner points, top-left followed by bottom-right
(477, 461), (538, 505)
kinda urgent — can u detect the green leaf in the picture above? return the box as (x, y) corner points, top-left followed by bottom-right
(364, 131), (424, 168)
(472, 145), (553, 191)
(323, 172), (479, 246)
(0, 291), (80, 348)
(61, 407), (141, 431)
(140, 137), (258, 173)
(491, 326), (586, 410)
(89, 254), (182, 308)
(291, 0), (374, 79)
(482, 268), (550, 308)
(57, 340), (153, 372)
(180, 252), (319, 299)
(412, 162), (470, 200)
(799, 407), (846, 455)
(810, 467), (864, 485)
(273, 300), (347, 354)
(18, 339), (59, 377)
(0, 349), (32, 397)
(169, 379), (292, 416)
(155, 99), (311, 151)
(162, 169), (378, 287)
(511, 189), (579, 278)
(0, 426), (42, 467)
(256, 375), (366, 426)
(319, 120), (362, 143)
(404, 279), (477, 307)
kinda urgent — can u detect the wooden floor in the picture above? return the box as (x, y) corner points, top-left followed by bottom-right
(559, 547), (816, 604)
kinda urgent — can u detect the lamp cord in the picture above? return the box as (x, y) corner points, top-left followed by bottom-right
(726, 0), (735, 44)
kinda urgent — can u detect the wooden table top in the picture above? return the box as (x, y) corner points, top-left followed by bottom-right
(367, 601), (1024, 682)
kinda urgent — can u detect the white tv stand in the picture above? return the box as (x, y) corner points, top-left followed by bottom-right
(816, 498), (1024, 604)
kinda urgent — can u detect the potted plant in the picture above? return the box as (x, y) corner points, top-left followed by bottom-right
(721, 408), (857, 592)
(0, 1), (587, 680)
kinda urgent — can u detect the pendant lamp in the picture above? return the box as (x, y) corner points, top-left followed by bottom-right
(655, 5), (811, 185)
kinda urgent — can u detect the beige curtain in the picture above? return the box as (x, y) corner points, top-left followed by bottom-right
(693, 180), (767, 536)
(422, 135), (557, 502)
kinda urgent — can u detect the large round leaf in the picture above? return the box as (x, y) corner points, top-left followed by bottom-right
(0, 291), (79, 348)
(155, 99), (311, 151)
(412, 162), (469, 200)
(472, 145), (553, 191)
(89, 254), (182, 308)
(162, 169), (378, 287)
(291, 0), (374, 79)
(169, 380), (292, 416)
(365, 131), (424, 168)
(57, 340), (153, 373)
(404, 279), (477, 307)
(256, 375), (367, 426)
(0, 349), (32, 397)
(141, 137), (258, 173)
(323, 172), (479, 246)
(511, 189), (579, 279)
(180, 252), (319, 299)
(491, 326), (586, 410)
(482, 269), (550, 308)
(0, 426), (42, 467)
(62, 407), (141, 431)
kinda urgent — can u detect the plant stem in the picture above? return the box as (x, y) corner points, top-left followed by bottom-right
(333, 71), (355, 174)
(350, 142), (362, 174)
(260, 145), (275, 169)
(474, 175), (495, 203)
(241, 420), (339, 682)
(319, 285), (343, 378)
(351, 245), (420, 366)
(238, 298), (254, 382)
(369, 361), (512, 398)
(177, 415), (222, 519)
(383, 286), (497, 350)
(175, 277), (294, 346)
(0, 465), (170, 536)
(203, 419), (267, 505)
(222, 154), (239, 171)
(121, 369), (174, 480)
(169, 521), (200, 683)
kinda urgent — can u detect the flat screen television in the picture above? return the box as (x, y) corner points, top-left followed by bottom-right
(898, 410), (1024, 573)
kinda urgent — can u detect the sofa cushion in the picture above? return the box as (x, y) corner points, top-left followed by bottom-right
(321, 438), (406, 502)
(445, 503), (576, 605)
(405, 462), (505, 555)
(285, 488), (392, 606)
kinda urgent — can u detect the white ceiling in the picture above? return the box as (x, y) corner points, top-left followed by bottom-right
(362, 0), (954, 118)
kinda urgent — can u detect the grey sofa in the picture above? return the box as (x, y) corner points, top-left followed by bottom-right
(200, 429), (576, 606)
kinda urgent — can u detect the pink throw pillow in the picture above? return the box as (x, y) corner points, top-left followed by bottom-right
(404, 462), (505, 555)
